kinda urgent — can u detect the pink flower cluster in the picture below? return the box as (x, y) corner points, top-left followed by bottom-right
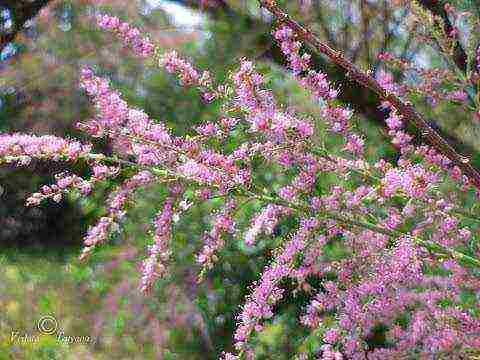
(233, 218), (321, 354)
(97, 14), (220, 103)
(197, 199), (237, 271)
(2, 11), (480, 360)
(26, 172), (93, 206)
(273, 26), (337, 101)
(273, 26), (364, 155)
(244, 204), (291, 246)
(140, 197), (175, 294)
(97, 14), (154, 58)
(160, 50), (217, 103)
(0, 133), (91, 165)
(377, 52), (469, 108)
(80, 170), (155, 260)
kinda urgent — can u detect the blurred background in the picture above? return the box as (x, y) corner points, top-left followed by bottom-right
(1, 0), (479, 359)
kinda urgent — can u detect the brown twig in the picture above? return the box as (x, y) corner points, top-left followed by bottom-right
(258, 0), (480, 189)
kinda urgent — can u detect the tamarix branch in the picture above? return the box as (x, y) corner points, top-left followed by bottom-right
(259, 0), (480, 189)
(1, 5), (480, 359)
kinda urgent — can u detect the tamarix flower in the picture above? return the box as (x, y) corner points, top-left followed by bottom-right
(0, 133), (91, 164)
(97, 14), (154, 58)
(140, 198), (175, 294)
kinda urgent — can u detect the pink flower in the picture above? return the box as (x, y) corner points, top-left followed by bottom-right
(140, 198), (175, 294)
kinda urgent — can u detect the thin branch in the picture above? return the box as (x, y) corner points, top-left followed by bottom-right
(258, 0), (480, 189)
(93, 153), (480, 268)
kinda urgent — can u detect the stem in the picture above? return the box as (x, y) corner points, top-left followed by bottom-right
(257, 0), (480, 189)
(92, 153), (480, 267)
(309, 145), (480, 223)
